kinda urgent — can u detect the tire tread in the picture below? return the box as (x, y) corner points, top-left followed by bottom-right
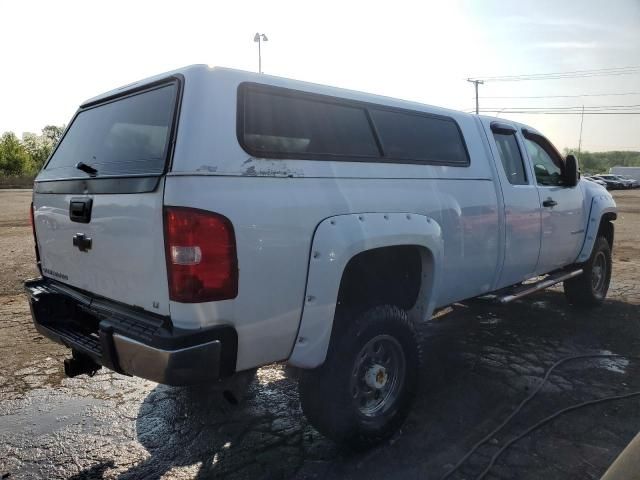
(299, 305), (422, 449)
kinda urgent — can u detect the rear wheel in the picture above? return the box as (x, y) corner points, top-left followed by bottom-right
(564, 236), (612, 307)
(298, 305), (422, 449)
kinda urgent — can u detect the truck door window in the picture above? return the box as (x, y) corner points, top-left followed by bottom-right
(524, 137), (564, 186)
(493, 132), (527, 185)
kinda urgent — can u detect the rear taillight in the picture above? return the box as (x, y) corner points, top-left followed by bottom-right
(30, 202), (42, 272)
(164, 207), (238, 303)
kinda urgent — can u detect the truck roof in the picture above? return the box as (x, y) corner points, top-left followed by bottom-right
(81, 64), (536, 131)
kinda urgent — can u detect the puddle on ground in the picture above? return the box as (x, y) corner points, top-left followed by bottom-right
(478, 316), (503, 326)
(0, 395), (100, 436)
(597, 350), (630, 374)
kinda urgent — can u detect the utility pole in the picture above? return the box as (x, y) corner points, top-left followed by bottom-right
(577, 104), (585, 158)
(467, 78), (484, 114)
(253, 33), (268, 73)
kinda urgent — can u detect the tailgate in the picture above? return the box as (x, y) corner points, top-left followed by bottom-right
(33, 189), (170, 315)
(32, 78), (181, 316)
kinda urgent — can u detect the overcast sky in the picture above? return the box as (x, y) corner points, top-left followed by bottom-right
(2, 0), (639, 151)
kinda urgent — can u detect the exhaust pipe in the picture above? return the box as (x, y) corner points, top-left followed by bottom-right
(63, 350), (101, 378)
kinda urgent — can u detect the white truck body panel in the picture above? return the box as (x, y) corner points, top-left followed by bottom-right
(33, 190), (170, 315)
(163, 174), (499, 370)
(31, 65), (616, 374)
(479, 117), (542, 289)
(288, 212), (443, 368)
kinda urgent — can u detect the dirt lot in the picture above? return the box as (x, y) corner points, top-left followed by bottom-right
(1, 189), (639, 479)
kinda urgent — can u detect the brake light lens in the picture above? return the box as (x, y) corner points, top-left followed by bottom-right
(164, 207), (238, 303)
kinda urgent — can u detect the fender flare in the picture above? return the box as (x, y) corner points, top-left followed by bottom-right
(288, 212), (444, 369)
(575, 193), (617, 263)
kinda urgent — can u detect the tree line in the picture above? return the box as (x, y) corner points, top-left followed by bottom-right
(0, 126), (64, 176)
(564, 148), (640, 174)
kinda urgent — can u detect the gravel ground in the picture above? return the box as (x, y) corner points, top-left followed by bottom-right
(0, 188), (639, 479)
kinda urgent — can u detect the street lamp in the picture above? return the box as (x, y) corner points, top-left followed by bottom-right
(254, 33), (268, 73)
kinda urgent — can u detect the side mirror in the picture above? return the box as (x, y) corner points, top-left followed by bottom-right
(564, 154), (579, 187)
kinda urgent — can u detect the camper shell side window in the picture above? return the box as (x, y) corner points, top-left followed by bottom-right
(237, 82), (470, 167)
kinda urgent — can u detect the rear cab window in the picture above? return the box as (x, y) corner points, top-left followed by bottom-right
(39, 81), (179, 181)
(238, 83), (470, 166)
(492, 132), (528, 185)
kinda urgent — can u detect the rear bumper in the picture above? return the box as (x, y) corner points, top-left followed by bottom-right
(24, 278), (237, 385)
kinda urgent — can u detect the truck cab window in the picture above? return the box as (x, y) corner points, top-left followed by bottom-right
(524, 137), (563, 186)
(493, 132), (527, 185)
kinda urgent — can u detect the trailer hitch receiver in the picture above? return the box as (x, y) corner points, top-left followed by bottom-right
(63, 350), (101, 378)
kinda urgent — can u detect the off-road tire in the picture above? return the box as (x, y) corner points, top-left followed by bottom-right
(298, 305), (422, 449)
(564, 236), (612, 307)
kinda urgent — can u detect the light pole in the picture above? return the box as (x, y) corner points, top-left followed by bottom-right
(578, 104), (585, 158)
(254, 33), (268, 73)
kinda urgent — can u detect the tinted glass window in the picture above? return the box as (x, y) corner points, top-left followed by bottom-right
(524, 137), (563, 186)
(42, 83), (177, 179)
(493, 132), (527, 185)
(242, 88), (379, 157)
(370, 109), (468, 165)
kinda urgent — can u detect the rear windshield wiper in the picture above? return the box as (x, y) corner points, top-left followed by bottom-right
(75, 161), (98, 176)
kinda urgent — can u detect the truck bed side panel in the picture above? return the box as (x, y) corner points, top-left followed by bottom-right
(164, 175), (499, 371)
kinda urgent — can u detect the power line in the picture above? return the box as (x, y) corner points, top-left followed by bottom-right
(473, 65), (640, 82)
(480, 104), (640, 111)
(580, 143), (640, 149)
(485, 71), (640, 82)
(479, 66), (640, 81)
(489, 65), (640, 77)
(479, 91), (640, 99)
(478, 110), (640, 115)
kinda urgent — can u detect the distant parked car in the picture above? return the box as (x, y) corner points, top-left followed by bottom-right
(584, 176), (608, 188)
(607, 175), (637, 189)
(610, 166), (640, 182)
(616, 175), (640, 189)
(593, 175), (628, 190)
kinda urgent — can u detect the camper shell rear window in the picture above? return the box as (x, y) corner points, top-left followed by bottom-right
(39, 80), (180, 182)
(238, 82), (470, 166)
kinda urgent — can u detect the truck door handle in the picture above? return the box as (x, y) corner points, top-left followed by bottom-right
(542, 198), (557, 208)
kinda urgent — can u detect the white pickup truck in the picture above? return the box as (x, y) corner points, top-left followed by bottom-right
(25, 65), (617, 448)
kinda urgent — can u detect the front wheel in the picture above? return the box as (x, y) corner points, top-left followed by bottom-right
(298, 305), (422, 449)
(564, 236), (612, 307)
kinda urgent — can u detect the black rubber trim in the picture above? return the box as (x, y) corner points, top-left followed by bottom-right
(34, 176), (161, 194)
(521, 128), (565, 165)
(490, 121), (517, 134)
